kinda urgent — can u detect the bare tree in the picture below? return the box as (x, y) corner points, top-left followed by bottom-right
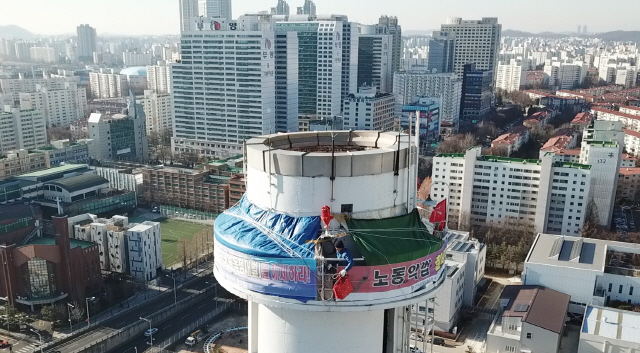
(417, 177), (432, 201)
(47, 126), (73, 141)
(508, 91), (535, 107)
(69, 302), (85, 322)
(436, 133), (477, 154)
(178, 239), (189, 268)
(486, 145), (510, 156)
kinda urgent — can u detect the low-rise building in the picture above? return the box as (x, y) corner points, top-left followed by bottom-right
(0, 149), (48, 180)
(491, 126), (529, 155)
(127, 221), (163, 282)
(579, 305), (640, 353)
(486, 285), (569, 353)
(617, 167), (640, 202)
(571, 112), (594, 129)
(523, 233), (640, 315)
(592, 107), (640, 133)
(34, 139), (96, 167)
(342, 86), (394, 131)
(620, 105), (640, 117)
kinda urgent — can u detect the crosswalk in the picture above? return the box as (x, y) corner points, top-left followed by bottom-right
(14, 343), (38, 353)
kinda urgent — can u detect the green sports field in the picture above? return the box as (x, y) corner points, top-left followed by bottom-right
(160, 219), (210, 266)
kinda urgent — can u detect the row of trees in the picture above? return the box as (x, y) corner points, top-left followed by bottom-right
(40, 303), (85, 326)
(177, 227), (214, 268)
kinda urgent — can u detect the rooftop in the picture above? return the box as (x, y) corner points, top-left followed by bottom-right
(582, 305), (640, 343)
(620, 167), (640, 176)
(477, 155), (541, 165)
(46, 174), (109, 192)
(500, 285), (569, 334)
(572, 112), (594, 125)
(17, 164), (88, 179)
(592, 107), (640, 121)
(23, 236), (95, 249)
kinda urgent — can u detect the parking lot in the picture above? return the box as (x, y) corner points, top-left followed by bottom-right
(613, 206), (638, 236)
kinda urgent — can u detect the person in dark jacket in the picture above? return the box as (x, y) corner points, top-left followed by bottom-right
(334, 239), (354, 277)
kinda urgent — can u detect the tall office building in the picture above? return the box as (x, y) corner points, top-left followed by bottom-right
(393, 69), (462, 131)
(440, 17), (501, 79)
(77, 24), (97, 63)
(172, 17), (276, 157)
(179, 0), (199, 32)
(274, 30), (299, 133)
(357, 27), (393, 93)
(460, 63), (493, 131)
(274, 0), (290, 15)
(303, 0), (316, 16)
(427, 31), (455, 74)
(377, 16), (402, 74)
(199, 0), (232, 19)
(274, 15), (358, 120)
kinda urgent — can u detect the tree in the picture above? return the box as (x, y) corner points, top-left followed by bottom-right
(581, 199), (603, 239)
(417, 177), (432, 201)
(69, 302), (85, 322)
(178, 239), (189, 268)
(47, 126), (73, 141)
(176, 150), (202, 168)
(41, 305), (65, 323)
(508, 91), (535, 108)
(486, 145), (510, 156)
(436, 134), (477, 154)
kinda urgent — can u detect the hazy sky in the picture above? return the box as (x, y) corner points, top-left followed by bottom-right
(2, 0), (639, 36)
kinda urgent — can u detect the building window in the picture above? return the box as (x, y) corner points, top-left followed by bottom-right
(631, 286), (634, 296)
(526, 333), (532, 339)
(505, 345), (515, 353)
(608, 283), (612, 292)
(620, 285), (624, 294)
(24, 257), (57, 299)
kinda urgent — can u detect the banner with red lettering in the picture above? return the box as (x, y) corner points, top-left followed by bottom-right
(214, 240), (317, 301)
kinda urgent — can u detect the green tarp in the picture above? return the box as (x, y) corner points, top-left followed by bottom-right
(346, 210), (443, 266)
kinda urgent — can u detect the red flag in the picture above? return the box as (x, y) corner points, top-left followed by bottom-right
(429, 199), (447, 231)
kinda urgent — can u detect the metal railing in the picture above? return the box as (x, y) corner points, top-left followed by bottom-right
(203, 324), (248, 353)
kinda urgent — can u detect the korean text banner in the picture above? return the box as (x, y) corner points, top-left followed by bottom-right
(345, 242), (446, 294)
(215, 240), (317, 301)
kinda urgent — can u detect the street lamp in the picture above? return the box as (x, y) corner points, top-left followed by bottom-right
(169, 274), (177, 305)
(85, 297), (95, 327)
(30, 329), (43, 353)
(67, 302), (74, 332)
(140, 317), (153, 347)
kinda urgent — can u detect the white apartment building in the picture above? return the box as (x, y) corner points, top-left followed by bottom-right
(393, 69), (462, 130)
(171, 17), (277, 157)
(543, 59), (587, 91)
(127, 221), (163, 282)
(496, 58), (526, 92)
(620, 105), (640, 116)
(71, 215), (129, 273)
(0, 76), (87, 128)
(146, 64), (172, 94)
(0, 149), (47, 180)
(0, 106), (47, 153)
(440, 17), (501, 78)
(625, 129), (640, 157)
(432, 147), (592, 235)
(139, 90), (173, 135)
(89, 69), (128, 98)
(29, 47), (56, 63)
(342, 86), (394, 131)
(615, 66), (637, 88)
(523, 233), (640, 315)
(578, 120), (624, 226)
(122, 52), (154, 67)
(579, 305), (640, 353)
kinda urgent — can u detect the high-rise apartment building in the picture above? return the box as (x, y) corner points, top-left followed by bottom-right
(427, 31), (455, 74)
(543, 59), (587, 91)
(122, 51), (154, 66)
(77, 24), (97, 63)
(342, 86), (394, 131)
(0, 75), (87, 127)
(496, 58), (526, 92)
(440, 17), (501, 79)
(29, 47), (56, 63)
(139, 90), (173, 135)
(14, 41), (33, 61)
(0, 106), (47, 153)
(89, 69), (128, 98)
(460, 63), (493, 131)
(393, 69), (462, 131)
(274, 0), (290, 15)
(172, 17), (276, 157)
(357, 27), (393, 93)
(273, 30), (299, 133)
(198, 0), (232, 19)
(146, 64), (172, 94)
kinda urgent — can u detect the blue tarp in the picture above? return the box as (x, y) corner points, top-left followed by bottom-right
(214, 196), (320, 259)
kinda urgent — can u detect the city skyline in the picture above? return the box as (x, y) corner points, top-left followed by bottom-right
(1, 0), (639, 36)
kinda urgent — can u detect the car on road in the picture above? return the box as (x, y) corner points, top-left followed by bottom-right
(427, 337), (446, 346)
(0, 340), (9, 348)
(144, 328), (159, 337)
(410, 333), (423, 342)
(409, 345), (424, 353)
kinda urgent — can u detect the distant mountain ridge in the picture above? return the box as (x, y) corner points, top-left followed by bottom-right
(503, 29), (640, 42)
(0, 25), (34, 39)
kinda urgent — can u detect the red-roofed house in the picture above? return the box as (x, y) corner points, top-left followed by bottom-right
(622, 153), (637, 167)
(571, 112), (593, 129)
(523, 90), (552, 100)
(550, 148), (581, 163)
(618, 167), (640, 201)
(620, 105), (640, 117)
(556, 90), (595, 102)
(491, 126), (530, 155)
(592, 107), (640, 132)
(540, 129), (579, 153)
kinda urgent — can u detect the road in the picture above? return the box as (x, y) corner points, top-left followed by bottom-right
(116, 290), (229, 353)
(0, 333), (40, 353)
(48, 273), (215, 353)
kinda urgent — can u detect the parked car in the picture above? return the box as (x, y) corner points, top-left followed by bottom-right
(409, 346), (424, 353)
(427, 337), (446, 346)
(144, 328), (158, 337)
(0, 340), (9, 348)
(410, 333), (424, 342)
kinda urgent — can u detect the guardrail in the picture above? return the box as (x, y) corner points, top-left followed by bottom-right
(67, 283), (220, 353)
(144, 301), (246, 353)
(204, 325), (248, 353)
(39, 269), (208, 351)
